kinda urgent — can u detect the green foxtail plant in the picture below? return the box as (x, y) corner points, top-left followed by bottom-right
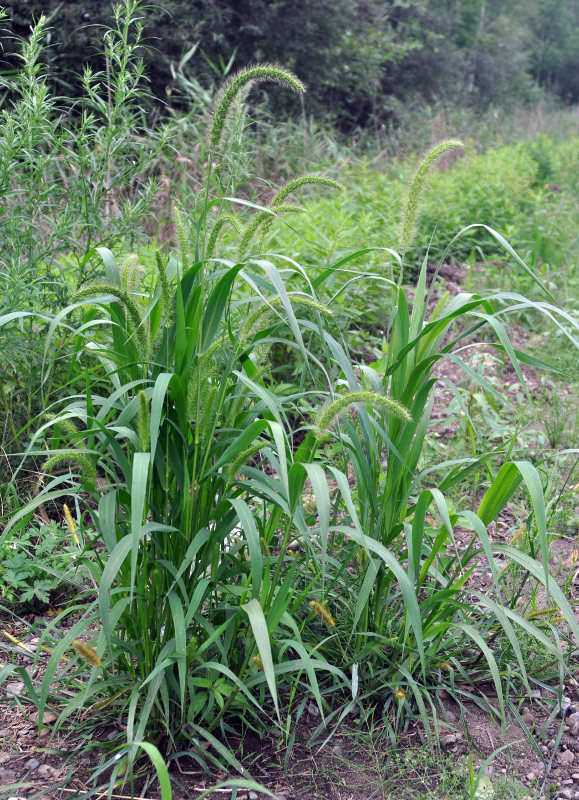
(0, 61), (351, 792)
(2, 36), (579, 797)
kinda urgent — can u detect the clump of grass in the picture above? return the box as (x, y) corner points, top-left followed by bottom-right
(2, 8), (579, 799)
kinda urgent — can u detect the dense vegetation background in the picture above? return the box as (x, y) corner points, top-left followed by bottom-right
(2, 0), (579, 126)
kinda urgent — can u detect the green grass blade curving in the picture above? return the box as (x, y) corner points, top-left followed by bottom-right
(230, 498), (263, 599)
(242, 598), (280, 719)
(132, 742), (172, 800)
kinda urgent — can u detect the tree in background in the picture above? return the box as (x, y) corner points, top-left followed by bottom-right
(526, 0), (579, 102)
(1, 0), (577, 128)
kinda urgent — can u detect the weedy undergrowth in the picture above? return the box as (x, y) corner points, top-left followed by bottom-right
(0, 0), (170, 458)
(0, 53), (348, 796)
(298, 142), (579, 742)
(1, 15), (579, 800)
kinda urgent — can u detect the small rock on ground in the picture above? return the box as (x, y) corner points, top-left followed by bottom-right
(559, 750), (576, 766)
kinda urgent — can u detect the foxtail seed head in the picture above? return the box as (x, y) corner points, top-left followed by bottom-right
(44, 451), (96, 487)
(206, 214), (242, 260)
(63, 504), (80, 545)
(48, 415), (78, 441)
(271, 175), (343, 208)
(72, 639), (102, 667)
(137, 390), (150, 452)
(226, 440), (268, 482)
(173, 206), (189, 275)
(120, 253), (141, 292)
(74, 284), (149, 354)
(309, 600), (336, 628)
(155, 250), (173, 326)
(208, 65), (305, 152)
(238, 204), (306, 260)
(241, 294), (332, 344)
(314, 390), (412, 440)
(398, 139), (464, 258)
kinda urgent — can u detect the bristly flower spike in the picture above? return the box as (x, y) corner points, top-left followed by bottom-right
(208, 64), (305, 152)
(44, 450), (96, 487)
(72, 639), (102, 667)
(63, 504), (80, 546)
(206, 214), (242, 259)
(238, 203), (306, 259)
(398, 138), (464, 259)
(74, 284), (149, 354)
(136, 389), (150, 452)
(271, 175), (343, 207)
(309, 600), (336, 628)
(314, 390), (412, 440)
(173, 206), (189, 275)
(155, 250), (173, 325)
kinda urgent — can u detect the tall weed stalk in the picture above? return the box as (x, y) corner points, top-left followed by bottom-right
(0, 1), (169, 456)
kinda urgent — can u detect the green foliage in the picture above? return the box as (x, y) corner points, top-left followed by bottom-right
(0, 1), (168, 285)
(0, 521), (92, 607)
(526, 0), (579, 102)
(1, 9), (579, 795)
(4, 0), (579, 131)
(0, 0), (170, 457)
(0, 62), (353, 790)
(269, 133), (579, 337)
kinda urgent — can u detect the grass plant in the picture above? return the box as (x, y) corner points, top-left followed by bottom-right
(0, 53), (350, 795)
(1, 5), (579, 798)
(291, 146), (579, 747)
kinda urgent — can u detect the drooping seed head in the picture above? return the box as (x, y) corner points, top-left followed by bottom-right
(72, 640), (102, 667)
(309, 600), (336, 628)
(314, 390), (412, 440)
(238, 204), (306, 260)
(271, 175), (343, 208)
(241, 294), (332, 344)
(44, 450), (96, 487)
(208, 64), (306, 153)
(74, 284), (149, 354)
(206, 214), (242, 259)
